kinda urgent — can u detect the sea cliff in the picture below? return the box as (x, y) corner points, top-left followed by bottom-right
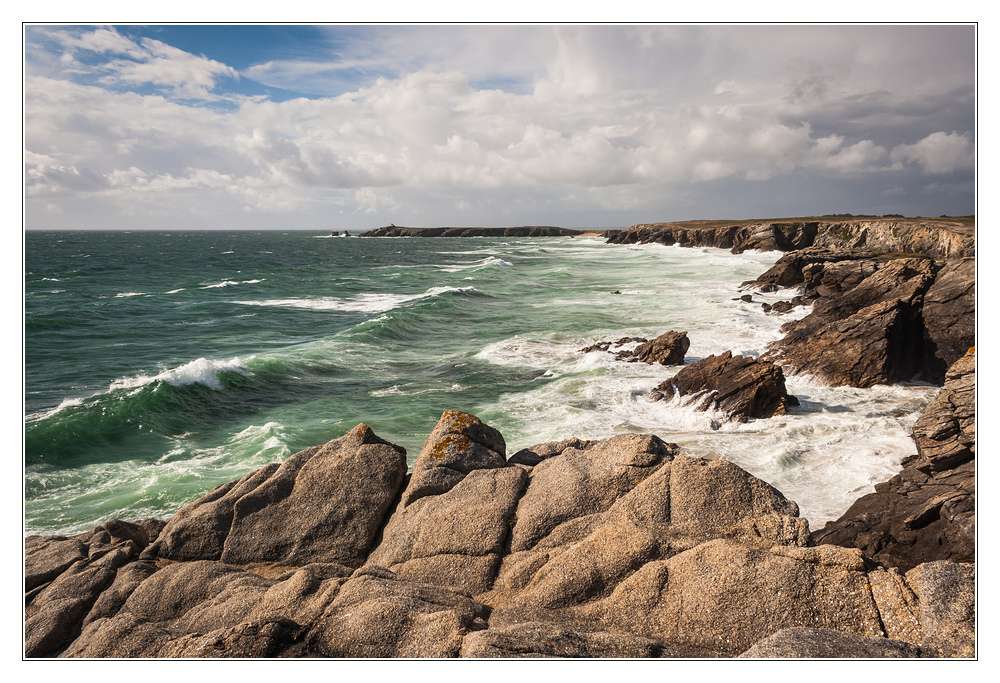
(25, 216), (975, 658)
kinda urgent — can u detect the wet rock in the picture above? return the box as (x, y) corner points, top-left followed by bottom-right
(579, 336), (646, 355)
(618, 330), (689, 365)
(648, 351), (798, 421)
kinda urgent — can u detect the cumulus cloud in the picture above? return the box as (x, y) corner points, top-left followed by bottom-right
(23, 25), (975, 228)
(890, 131), (974, 174)
(34, 26), (237, 100)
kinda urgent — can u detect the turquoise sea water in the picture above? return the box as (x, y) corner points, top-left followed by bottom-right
(24, 231), (937, 534)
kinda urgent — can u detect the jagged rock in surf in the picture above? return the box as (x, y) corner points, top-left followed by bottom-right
(648, 351), (798, 421)
(580, 331), (689, 365)
(619, 331), (690, 365)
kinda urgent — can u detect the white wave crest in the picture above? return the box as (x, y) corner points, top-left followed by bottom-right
(109, 357), (251, 392)
(236, 286), (477, 314)
(436, 256), (514, 272)
(28, 397), (84, 423)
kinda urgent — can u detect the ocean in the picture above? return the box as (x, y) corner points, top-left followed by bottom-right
(24, 230), (938, 536)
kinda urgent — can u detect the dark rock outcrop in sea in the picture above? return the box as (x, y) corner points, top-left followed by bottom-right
(648, 351), (799, 422)
(813, 349), (975, 575)
(580, 331), (689, 366)
(359, 225), (586, 237)
(25, 406), (974, 658)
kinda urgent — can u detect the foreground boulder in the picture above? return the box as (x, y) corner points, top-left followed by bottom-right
(648, 351), (798, 421)
(25, 410), (974, 658)
(814, 349), (975, 571)
(364, 410), (526, 594)
(143, 423), (407, 568)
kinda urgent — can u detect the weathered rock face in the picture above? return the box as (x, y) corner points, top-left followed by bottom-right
(25, 410), (975, 658)
(25, 519), (164, 658)
(912, 348), (976, 473)
(920, 258), (975, 383)
(365, 410), (526, 595)
(761, 257), (936, 387)
(813, 350), (975, 572)
(737, 628), (923, 658)
(580, 331), (689, 365)
(648, 351), (799, 421)
(607, 221), (820, 253)
(609, 217), (973, 261)
(749, 247), (881, 290)
(625, 331), (689, 365)
(143, 423), (407, 568)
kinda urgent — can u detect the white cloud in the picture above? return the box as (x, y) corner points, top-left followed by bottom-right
(100, 37), (238, 99)
(23, 25), (976, 228)
(35, 27), (237, 100)
(823, 140), (889, 173)
(890, 131), (974, 174)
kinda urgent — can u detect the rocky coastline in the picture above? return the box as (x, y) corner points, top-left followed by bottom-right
(24, 216), (975, 658)
(359, 225), (585, 237)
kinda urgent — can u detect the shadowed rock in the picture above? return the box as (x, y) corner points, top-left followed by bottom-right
(459, 621), (669, 658)
(912, 348), (975, 472)
(738, 627), (922, 658)
(920, 258), (975, 383)
(25, 519), (156, 657)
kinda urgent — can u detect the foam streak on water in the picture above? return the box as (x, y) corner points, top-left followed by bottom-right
(24, 231), (937, 534)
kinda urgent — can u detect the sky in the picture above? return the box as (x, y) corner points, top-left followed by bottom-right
(22, 23), (977, 230)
